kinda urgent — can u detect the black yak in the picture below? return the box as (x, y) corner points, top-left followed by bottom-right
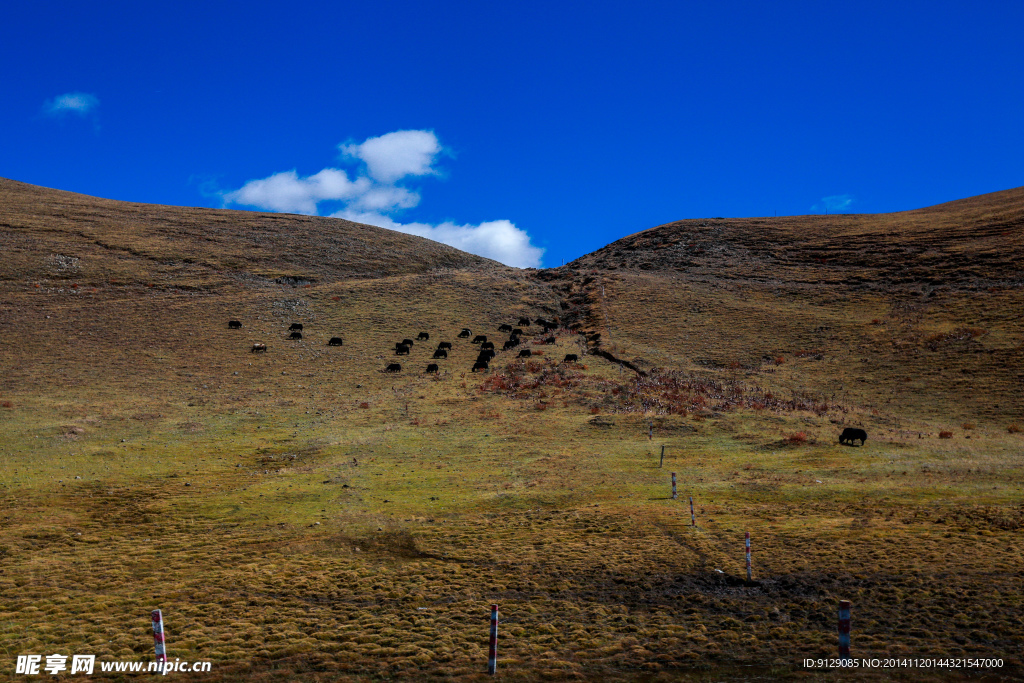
(839, 428), (867, 446)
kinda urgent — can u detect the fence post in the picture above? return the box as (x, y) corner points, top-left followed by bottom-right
(689, 496), (696, 526)
(487, 604), (499, 675)
(671, 472), (677, 500)
(745, 532), (752, 582)
(659, 445), (665, 468)
(151, 609), (166, 666)
(838, 600), (851, 659)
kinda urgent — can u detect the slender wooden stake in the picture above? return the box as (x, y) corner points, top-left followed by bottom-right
(838, 600), (852, 659)
(671, 472), (677, 499)
(659, 445), (664, 468)
(745, 532), (752, 582)
(487, 604), (499, 675)
(689, 496), (696, 526)
(151, 609), (166, 665)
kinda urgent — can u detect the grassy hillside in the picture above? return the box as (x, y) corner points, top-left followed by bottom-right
(0, 179), (1021, 681)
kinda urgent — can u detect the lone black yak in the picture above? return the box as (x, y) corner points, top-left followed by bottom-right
(228, 320), (242, 329)
(425, 363), (439, 373)
(839, 428), (867, 446)
(328, 337), (343, 346)
(289, 323), (303, 331)
(458, 329), (471, 338)
(432, 349), (448, 359)
(384, 363), (401, 373)
(518, 349), (532, 358)
(417, 332), (430, 340)
(563, 353), (579, 363)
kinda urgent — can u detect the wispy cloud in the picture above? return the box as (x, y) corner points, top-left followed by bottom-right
(43, 92), (100, 117)
(222, 130), (544, 268)
(812, 194), (854, 213)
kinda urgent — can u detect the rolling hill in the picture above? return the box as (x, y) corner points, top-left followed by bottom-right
(0, 178), (1021, 681)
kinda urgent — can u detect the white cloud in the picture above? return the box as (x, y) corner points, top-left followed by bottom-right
(43, 92), (99, 117)
(222, 168), (370, 214)
(813, 194), (854, 213)
(334, 210), (544, 269)
(222, 130), (544, 268)
(340, 130), (443, 183)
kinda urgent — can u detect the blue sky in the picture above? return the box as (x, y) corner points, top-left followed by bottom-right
(2, 1), (1022, 268)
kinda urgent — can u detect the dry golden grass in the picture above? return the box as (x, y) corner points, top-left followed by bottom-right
(1, 178), (1022, 681)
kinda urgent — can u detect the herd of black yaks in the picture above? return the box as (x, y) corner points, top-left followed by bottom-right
(227, 316), (582, 374)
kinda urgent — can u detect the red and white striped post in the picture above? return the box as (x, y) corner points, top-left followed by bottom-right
(487, 604), (499, 675)
(671, 472), (677, 499)
(744, 532), (752, 582)
(151, 609), (166, 665)
(838, 600), (852, 659)
(689, 496), (696, 526)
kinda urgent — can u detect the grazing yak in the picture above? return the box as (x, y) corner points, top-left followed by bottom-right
(511, 328), (524, 337)
(472, 361), (489, 372)
(250, 343), (267, 353)
(289, 323), (303, 331)
(518, 349), (532, 358)
(498, 324), (513, 333)
(328, 337), (343, 346)
(289, 331), (303, 340)
(503, 340), (518, 351)
(432, 349), (448, 359)
(542, 323), (558, 333)
(417, 332), (430, 340)
(542, 336), (556, 344)
(437, 341), (452, 350)
(517, 317), (531, 326)
(472, 335), (487, 344)
(477, 350), (495, 362)
(395, 344), (411, 355)
(425, 364), (439, 373)
(228, 320), (242, 329)
(458, 329), (471, 338)
(402, 338), (415, 347)
(481, 341), (495, 351)
(385, 363), (402, 373)
(839, 428), (868, 446)
(563, 353), (579, 363)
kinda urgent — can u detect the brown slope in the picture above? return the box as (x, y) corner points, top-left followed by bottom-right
(566, 185), (1024, 291)
(0, 177), (501, 287)
(538, 187), (1024, 424)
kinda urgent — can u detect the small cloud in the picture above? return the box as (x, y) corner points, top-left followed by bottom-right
(43, 92), (99, 117)
(222, 169), (370, 215)
(340, 130), (443, 184)
(812, 194), (854, 213)
(334, 210), (544, 269)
